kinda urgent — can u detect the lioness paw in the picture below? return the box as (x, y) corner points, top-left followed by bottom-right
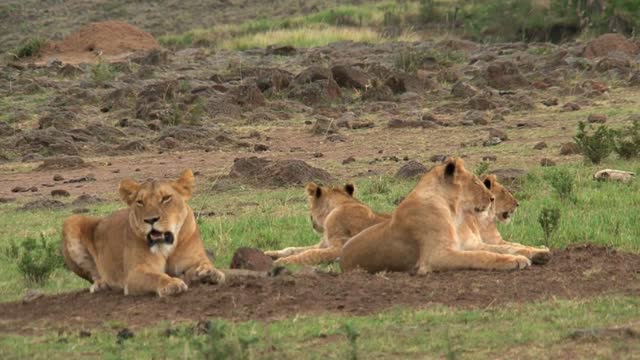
(530, 249), (551, 265)
(89, 279), (110, 294)
(263, 250), (281, 259)
(513, 255), (531, 270)
(157, 278), (188, 297)
(186, 264), (226, 284)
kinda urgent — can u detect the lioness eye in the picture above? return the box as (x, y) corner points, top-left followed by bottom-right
(136, 200), (144, 206)
(162, 195), (172, 204)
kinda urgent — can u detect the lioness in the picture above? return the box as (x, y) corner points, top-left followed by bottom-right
(62, 170), (225, 297)
(264, 183), (390, 266)
(458, 174), (550, 264)
(340, 157), (532, 273)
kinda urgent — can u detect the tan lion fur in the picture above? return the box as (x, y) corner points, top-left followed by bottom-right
(340, 158), (532, 274)
(61, 170), (224, 297)
(265, 183), (389, 266)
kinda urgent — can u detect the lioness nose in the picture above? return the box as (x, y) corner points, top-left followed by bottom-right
(144, 217), (160, 225)
(490, 196), (495, 202)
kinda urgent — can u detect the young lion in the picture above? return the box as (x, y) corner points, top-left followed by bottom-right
(264, 183), (390, 266)
(340, 157), (532, 274)
(457, 174), (551, 264)
(61, 170), (225, 297)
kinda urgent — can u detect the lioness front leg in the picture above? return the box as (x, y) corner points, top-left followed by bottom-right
(274, 246), (342, 266)
(264, 244), (319, 259)
(125, 268), (188, 297)
(427, 249), (531, 272)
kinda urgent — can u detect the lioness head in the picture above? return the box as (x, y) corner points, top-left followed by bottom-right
(305, 182), (355, 233)
(119, 170), (195, 253)
(441, 158), (494, 213)
(482, 174), (519, 223)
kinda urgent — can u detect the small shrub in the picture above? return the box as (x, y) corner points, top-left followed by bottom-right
(11, 37), (47, 59)
(393, 49), (427, 73)
(419, 0), (444, 24)
(91, 58), (117, 85)
(547, 169), (575, 202)
(343, 322), (360, 360)
(191, 320), (257, 360)
(475, 162), (490, 176)
(5, 234), (64, 285)
(613, 120), (640, 160)
(538, 207), (560, 247)
(363, 176), (391, 196)
(573, 121), (615, 164)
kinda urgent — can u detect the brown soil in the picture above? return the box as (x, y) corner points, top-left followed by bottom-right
(1, 245), (638, 334)
(39, 21), (159, 64)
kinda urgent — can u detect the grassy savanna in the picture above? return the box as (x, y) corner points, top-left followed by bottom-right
(158, 2), (422, 50)
(2, 159), (640, 300)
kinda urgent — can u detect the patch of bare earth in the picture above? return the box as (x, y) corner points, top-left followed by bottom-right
(0, 245), (638, 334)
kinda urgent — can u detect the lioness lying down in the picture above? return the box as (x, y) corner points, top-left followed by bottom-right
(457, 174), (550, 264)
(340, 158), (533, 274)
(265, 183), (390, 265)
(62, 170), (225, 297)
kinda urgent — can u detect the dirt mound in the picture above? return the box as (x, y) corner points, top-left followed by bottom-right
(228, 157), (333, 187)
(395, 160), (428, 179)
(36, 156), (87, 171)
(40, 21), (159, 64)
(582, 33), (639, 59)
(230, 247), (273, 272)
(0, 245), (637, 333)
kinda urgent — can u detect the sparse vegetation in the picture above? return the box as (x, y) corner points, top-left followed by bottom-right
(547, 169), (575, 202)
(343, 322), (360, 360)
(475, 161), (490, 176)
(614, 120), (640, 160)
(4, 234), (64, 285)
(10, 37), (47, 59)
(90, 58), (117, 85)
(190, 320), (258, 360)
(538, 206), (561, 247)
(574, 121), (616, 164)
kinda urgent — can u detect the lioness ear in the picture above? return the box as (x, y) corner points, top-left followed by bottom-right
(119, 179), (140, 205)
(172, 169), (195, 200)
(344, 183), (355, 196)
(444, 159), (456, 178)
(482, 174), (496, 190)
(482, 176), (492, 190)
(305, 182), (319, 197)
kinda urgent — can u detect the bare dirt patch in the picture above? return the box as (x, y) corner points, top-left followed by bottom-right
(0, 245), (638, 334)
(38, 21), (159, 64)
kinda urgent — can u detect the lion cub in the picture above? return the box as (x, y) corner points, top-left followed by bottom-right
(340, 158), (532, 274)
(62, 170), (225, 297)
(265, 183), (390, 266)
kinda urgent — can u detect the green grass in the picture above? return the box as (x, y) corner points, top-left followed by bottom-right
(158, 2), (421, 50)
(1, 296), (638, 359)
(220, 24), (410, 51)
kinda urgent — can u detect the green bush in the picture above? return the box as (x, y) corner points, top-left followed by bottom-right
(343, 322), (360, 360)
(613, 120), (640, 160)
(538, 207), (560, 247)
(11, 37), (47, 59)
(91, 58), (117, 85)
(547, 169), (575, 202)
(4, 235), (64, 285)
(191, 320), (258, 360)
(475, 162), (490, 177)
(573, 121), (615, 164)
